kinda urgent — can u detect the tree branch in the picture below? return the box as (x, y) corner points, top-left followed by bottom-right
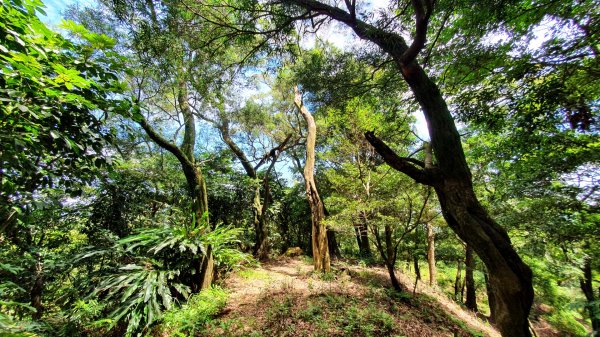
(138, 115), (194, 168)
(364, 131), (436, 185)
(401, 0), (434, 64)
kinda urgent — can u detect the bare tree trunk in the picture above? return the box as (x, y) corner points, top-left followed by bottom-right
(294, 87), (330, 272)
(465, 245), (478, 312)
(252, 186), (268, 259)
(426, 222), (436, 286)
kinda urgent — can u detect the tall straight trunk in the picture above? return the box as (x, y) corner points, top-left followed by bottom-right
(354, 224), (363, 253)
(580, 256), (600, 333)
(454, 259), (463, 301)
(283, 2), (534, 335)
(294, 87), (330, 272)
(426, 222), (436, 286)
(138, 81), (213, 290)
(252, 185), (269, 259)
(30, 252), (44, 320)
(465, 245), (478, 311)
(358, 213), (372, 258)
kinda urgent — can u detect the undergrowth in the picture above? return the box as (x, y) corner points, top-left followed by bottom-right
(157, 286), (228, 336)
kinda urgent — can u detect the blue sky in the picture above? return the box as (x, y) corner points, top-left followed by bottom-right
(40, 0), (94, 26)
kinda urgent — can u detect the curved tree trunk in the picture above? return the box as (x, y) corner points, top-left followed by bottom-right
(217, 121), (291, 260)
(294, 87), (330, 272)
(284, 2), (534, 336)
(137, 81), (214, 290)
(219, 123), (269, 259)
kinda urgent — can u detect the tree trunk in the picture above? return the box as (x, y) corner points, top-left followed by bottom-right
(454, 259), (463, 301)
(358, 213), (372, 258)
(217, 121), (292, 260)
(465, 245), (478, 312)
(354, 224), (363, 253)
(281, 2), (534, 335)
(137, 81), (213, 290)
(30, 252), (44, 320)
(413, 254), (421, 295)
(252, 185), (269, 259)
(327, 229), (340, 259)
(371, 222), (405, 292)
(426, 222), (436, 286)
(219, 122), (270, 260)
(580, 256), (600, 333)
(294, 87), (330, 272)
(387, 262), (403, 292)
(484, 269), (497, 323)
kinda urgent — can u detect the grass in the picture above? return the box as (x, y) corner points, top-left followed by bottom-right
(194, 258), (496, 337)
(157, 286), (228, 336)
(238, 268), (272, 280)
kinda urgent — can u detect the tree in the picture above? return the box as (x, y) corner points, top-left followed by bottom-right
(263, 1), (534, 334)
(0, 0), (126, 230)
(197, 100), (295, 260)
(294, 87), (330, 272)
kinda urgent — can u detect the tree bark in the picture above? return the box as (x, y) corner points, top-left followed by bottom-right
(465, 245), (478, 312)
(426, 222), (436, 287)
(294, 87), (330, 272)
(387, 262), (404, 292)
(283, 2), (534, 335)
(413, 254), (421, 295)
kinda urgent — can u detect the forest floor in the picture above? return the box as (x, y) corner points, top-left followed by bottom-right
(199, 256), (506, 337)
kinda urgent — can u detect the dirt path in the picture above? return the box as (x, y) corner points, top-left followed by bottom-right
(206, 257), (502, 337)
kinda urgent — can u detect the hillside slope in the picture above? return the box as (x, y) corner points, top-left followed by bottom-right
(199, 257), (499, 337)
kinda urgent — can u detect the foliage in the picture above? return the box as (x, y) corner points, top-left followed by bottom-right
(84, 213), (247, 336)
(0, 0), (127, 208)
(159, 286), (228, 336)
